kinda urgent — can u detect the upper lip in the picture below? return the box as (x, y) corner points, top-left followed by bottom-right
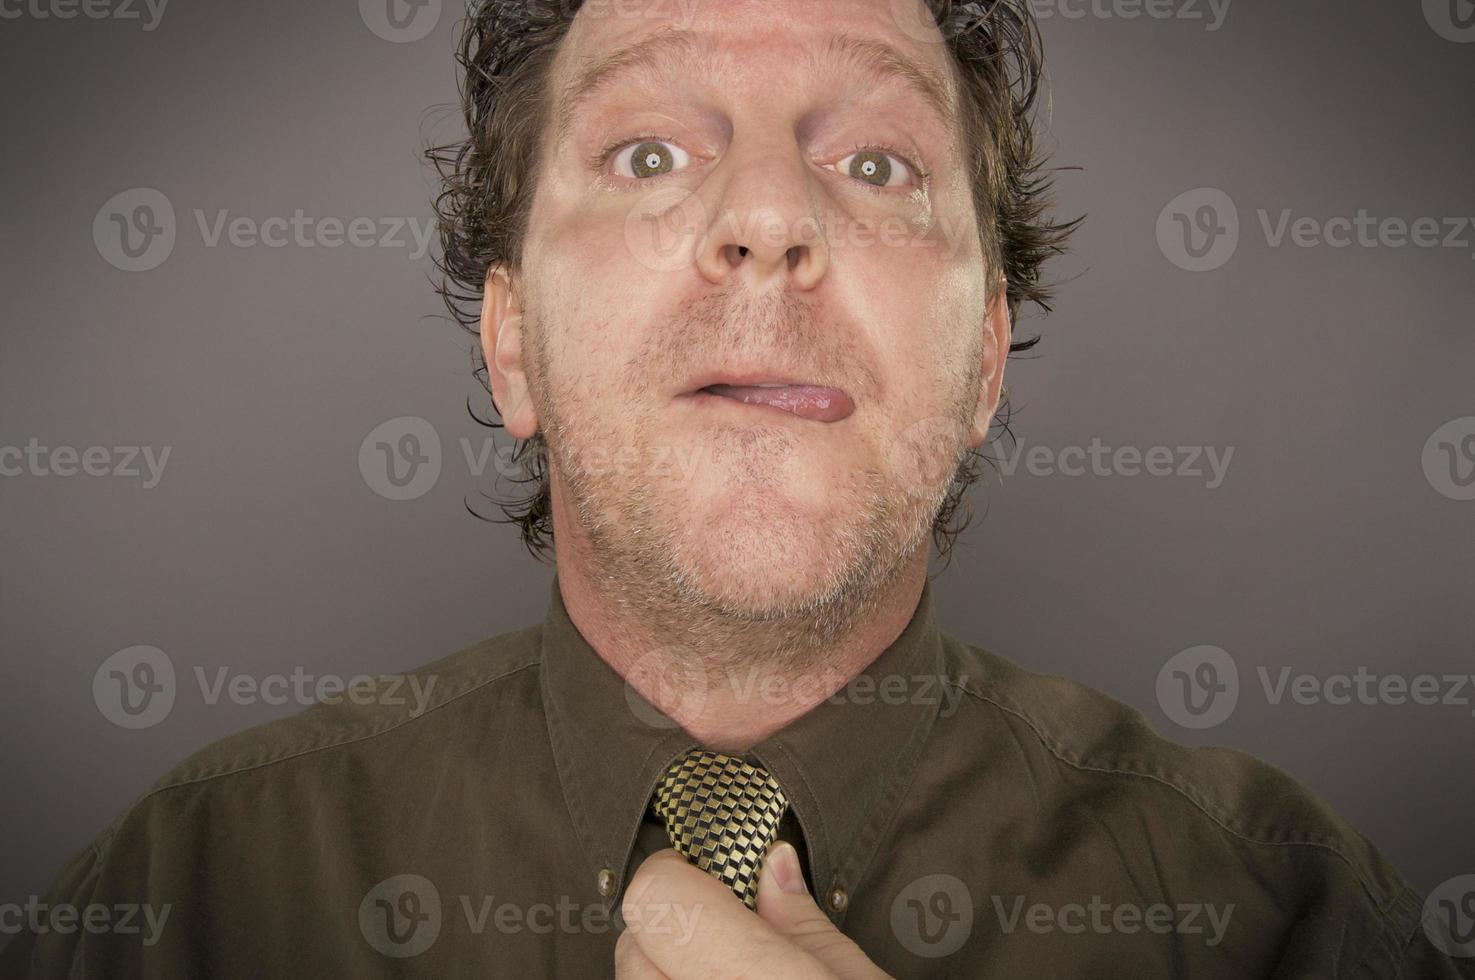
(681, 370), (846, 396)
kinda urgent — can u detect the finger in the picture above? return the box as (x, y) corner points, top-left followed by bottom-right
(615, 926), (673, 979)
(754, 842), (888, 978)
(623, 848), (822, 979)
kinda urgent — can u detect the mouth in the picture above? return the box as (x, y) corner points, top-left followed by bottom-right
(680, 374), (855, 423)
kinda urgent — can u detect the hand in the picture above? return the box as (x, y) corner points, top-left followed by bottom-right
(614, 843), (892, 979)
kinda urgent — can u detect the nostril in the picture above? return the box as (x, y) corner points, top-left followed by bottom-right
(737, 246), (749, 257)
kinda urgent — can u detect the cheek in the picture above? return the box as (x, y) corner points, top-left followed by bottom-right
(844, 241), (982, 418)
(526, 215), (651, 388)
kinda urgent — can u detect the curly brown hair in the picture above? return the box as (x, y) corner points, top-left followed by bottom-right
(427, 0), (1079, 566)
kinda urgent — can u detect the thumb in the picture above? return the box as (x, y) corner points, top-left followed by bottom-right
(755, 842), (888, 978)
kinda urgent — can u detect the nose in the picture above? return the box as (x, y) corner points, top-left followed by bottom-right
(694, 133), (830, 293)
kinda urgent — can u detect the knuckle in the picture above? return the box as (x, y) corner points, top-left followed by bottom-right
(622, 855), (675, 923)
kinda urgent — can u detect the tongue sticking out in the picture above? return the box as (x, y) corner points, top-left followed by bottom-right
(700, 384), (854, 423)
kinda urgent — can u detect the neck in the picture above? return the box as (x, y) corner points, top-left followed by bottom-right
(555, 542), (929, 755)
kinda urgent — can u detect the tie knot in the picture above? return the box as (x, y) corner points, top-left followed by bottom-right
(650, 750), (789, 909)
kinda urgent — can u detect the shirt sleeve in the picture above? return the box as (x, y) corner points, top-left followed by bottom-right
(1391, 919), (1475, 979)
(0, 839), (103, 979)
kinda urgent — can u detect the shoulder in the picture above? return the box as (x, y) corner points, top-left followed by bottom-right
(935, 630), (1430, 974)
(97, 622), (547, 846)
(2, 626), (552, 975)
(938, 631), (1380, 854)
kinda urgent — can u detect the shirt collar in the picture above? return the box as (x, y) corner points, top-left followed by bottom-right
(539, 570), (946, 916)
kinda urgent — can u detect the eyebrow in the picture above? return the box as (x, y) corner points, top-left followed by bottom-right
(553, 29), (956, 145)
(817, 32), (956, 131)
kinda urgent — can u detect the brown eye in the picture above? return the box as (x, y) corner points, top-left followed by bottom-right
(837, 150), (911, 189)
(614, 140), (690, 179)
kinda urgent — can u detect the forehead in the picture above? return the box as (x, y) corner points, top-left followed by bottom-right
(550, 0), (956, 126)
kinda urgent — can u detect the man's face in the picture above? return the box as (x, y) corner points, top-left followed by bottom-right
(489, 0), (1008, 623)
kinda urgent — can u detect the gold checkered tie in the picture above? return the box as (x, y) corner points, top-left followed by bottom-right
(650, 751), (789, 909)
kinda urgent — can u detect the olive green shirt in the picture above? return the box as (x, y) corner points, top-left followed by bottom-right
(1, 574), (1465, 978)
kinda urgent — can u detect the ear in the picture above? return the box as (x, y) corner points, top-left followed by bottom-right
(480, 264), (539, 441)
(967, 278), (1012, 449)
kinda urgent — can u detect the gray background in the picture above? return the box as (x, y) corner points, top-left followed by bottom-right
(1, 0), (1471, 917)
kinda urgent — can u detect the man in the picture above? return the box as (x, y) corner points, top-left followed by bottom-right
(2, 1), (1466, 977)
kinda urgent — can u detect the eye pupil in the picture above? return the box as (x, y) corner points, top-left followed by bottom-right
(631, 141), (674, 178)
(620, 142), (904, 185)
(848, 150), (892, 187)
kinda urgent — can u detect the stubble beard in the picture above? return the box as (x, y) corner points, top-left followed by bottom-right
(521, 302), (978, 681)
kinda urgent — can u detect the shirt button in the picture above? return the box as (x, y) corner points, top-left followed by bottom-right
(597, 867), (617, 898)
(825, 886), (849, 914)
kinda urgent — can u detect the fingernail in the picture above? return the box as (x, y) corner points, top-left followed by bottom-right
(767, 841), (807, 895)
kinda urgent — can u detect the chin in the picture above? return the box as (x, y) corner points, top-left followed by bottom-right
(671, 497), (845, 608)
(687, 561), (833, 618)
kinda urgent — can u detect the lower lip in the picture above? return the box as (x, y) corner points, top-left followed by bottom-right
(686, 384), (855, 423)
